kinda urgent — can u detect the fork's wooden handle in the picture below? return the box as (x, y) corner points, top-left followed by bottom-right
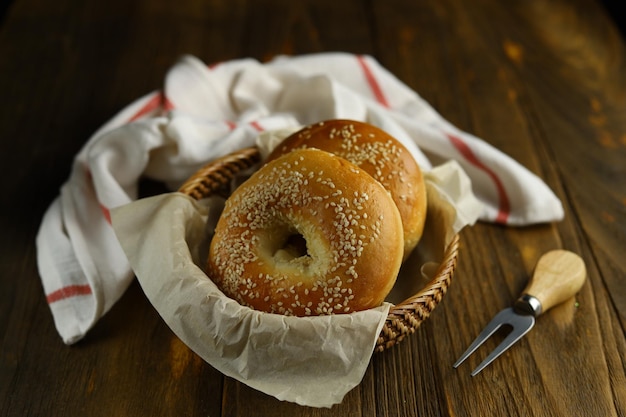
(522, 250), (587, 314)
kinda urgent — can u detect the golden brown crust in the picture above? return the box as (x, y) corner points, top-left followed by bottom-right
(208, 148), (404, 316)
(266, 119), (427, 260)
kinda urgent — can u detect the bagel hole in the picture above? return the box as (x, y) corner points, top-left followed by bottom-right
(271, 230), (313, 265)
(281, 233), (309, 258)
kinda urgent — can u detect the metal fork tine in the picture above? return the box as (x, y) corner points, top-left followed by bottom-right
(453, 308), (512, 369)
(454, 251), (586, 376)
(470, 317), (534, 376)
(454, 307), (536, 375)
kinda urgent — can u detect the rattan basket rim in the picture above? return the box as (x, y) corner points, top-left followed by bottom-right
(178, 146), (459, 352)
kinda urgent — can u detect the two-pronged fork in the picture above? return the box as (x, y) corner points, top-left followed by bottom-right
(453, 250), (587, 376)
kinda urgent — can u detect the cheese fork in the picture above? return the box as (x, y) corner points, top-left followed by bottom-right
(453, 250), (587, 376)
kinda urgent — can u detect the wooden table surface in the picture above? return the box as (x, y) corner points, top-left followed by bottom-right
(1, 0), (625, 415)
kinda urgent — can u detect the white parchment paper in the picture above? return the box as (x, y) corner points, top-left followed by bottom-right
(111, 131), (483, 408)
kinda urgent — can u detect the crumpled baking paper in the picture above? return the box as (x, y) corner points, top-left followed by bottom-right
(111, 130), (483, 407)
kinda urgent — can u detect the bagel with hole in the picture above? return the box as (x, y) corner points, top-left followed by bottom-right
(266, 119), (427, 260)
(207, 148), (404, 316)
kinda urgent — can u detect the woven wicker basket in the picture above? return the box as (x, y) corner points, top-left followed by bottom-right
(178, 147), (460, 352)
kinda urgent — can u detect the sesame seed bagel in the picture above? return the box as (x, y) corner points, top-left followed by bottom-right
(207, 148), (404, 316)
(266, 119), (427, 260)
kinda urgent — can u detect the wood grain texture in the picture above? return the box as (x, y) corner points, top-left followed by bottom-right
(0, 0), (624, 416)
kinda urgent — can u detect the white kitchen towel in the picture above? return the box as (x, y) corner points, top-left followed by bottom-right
(36, 52), (563, 345)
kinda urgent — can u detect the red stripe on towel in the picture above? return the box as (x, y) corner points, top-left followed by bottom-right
(446, 133), (510, 223)
(357, 55), (390, 108)
(100, 204), (112, 224)
(250, 121), (264, 132)
(224, 121), (263, 131)
(46, 284), (93, 304)
(128, 92), (162, 122)
(162, 95), (175, 112)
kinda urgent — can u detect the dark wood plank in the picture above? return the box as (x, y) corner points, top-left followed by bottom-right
(369, 0), (626, 415)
